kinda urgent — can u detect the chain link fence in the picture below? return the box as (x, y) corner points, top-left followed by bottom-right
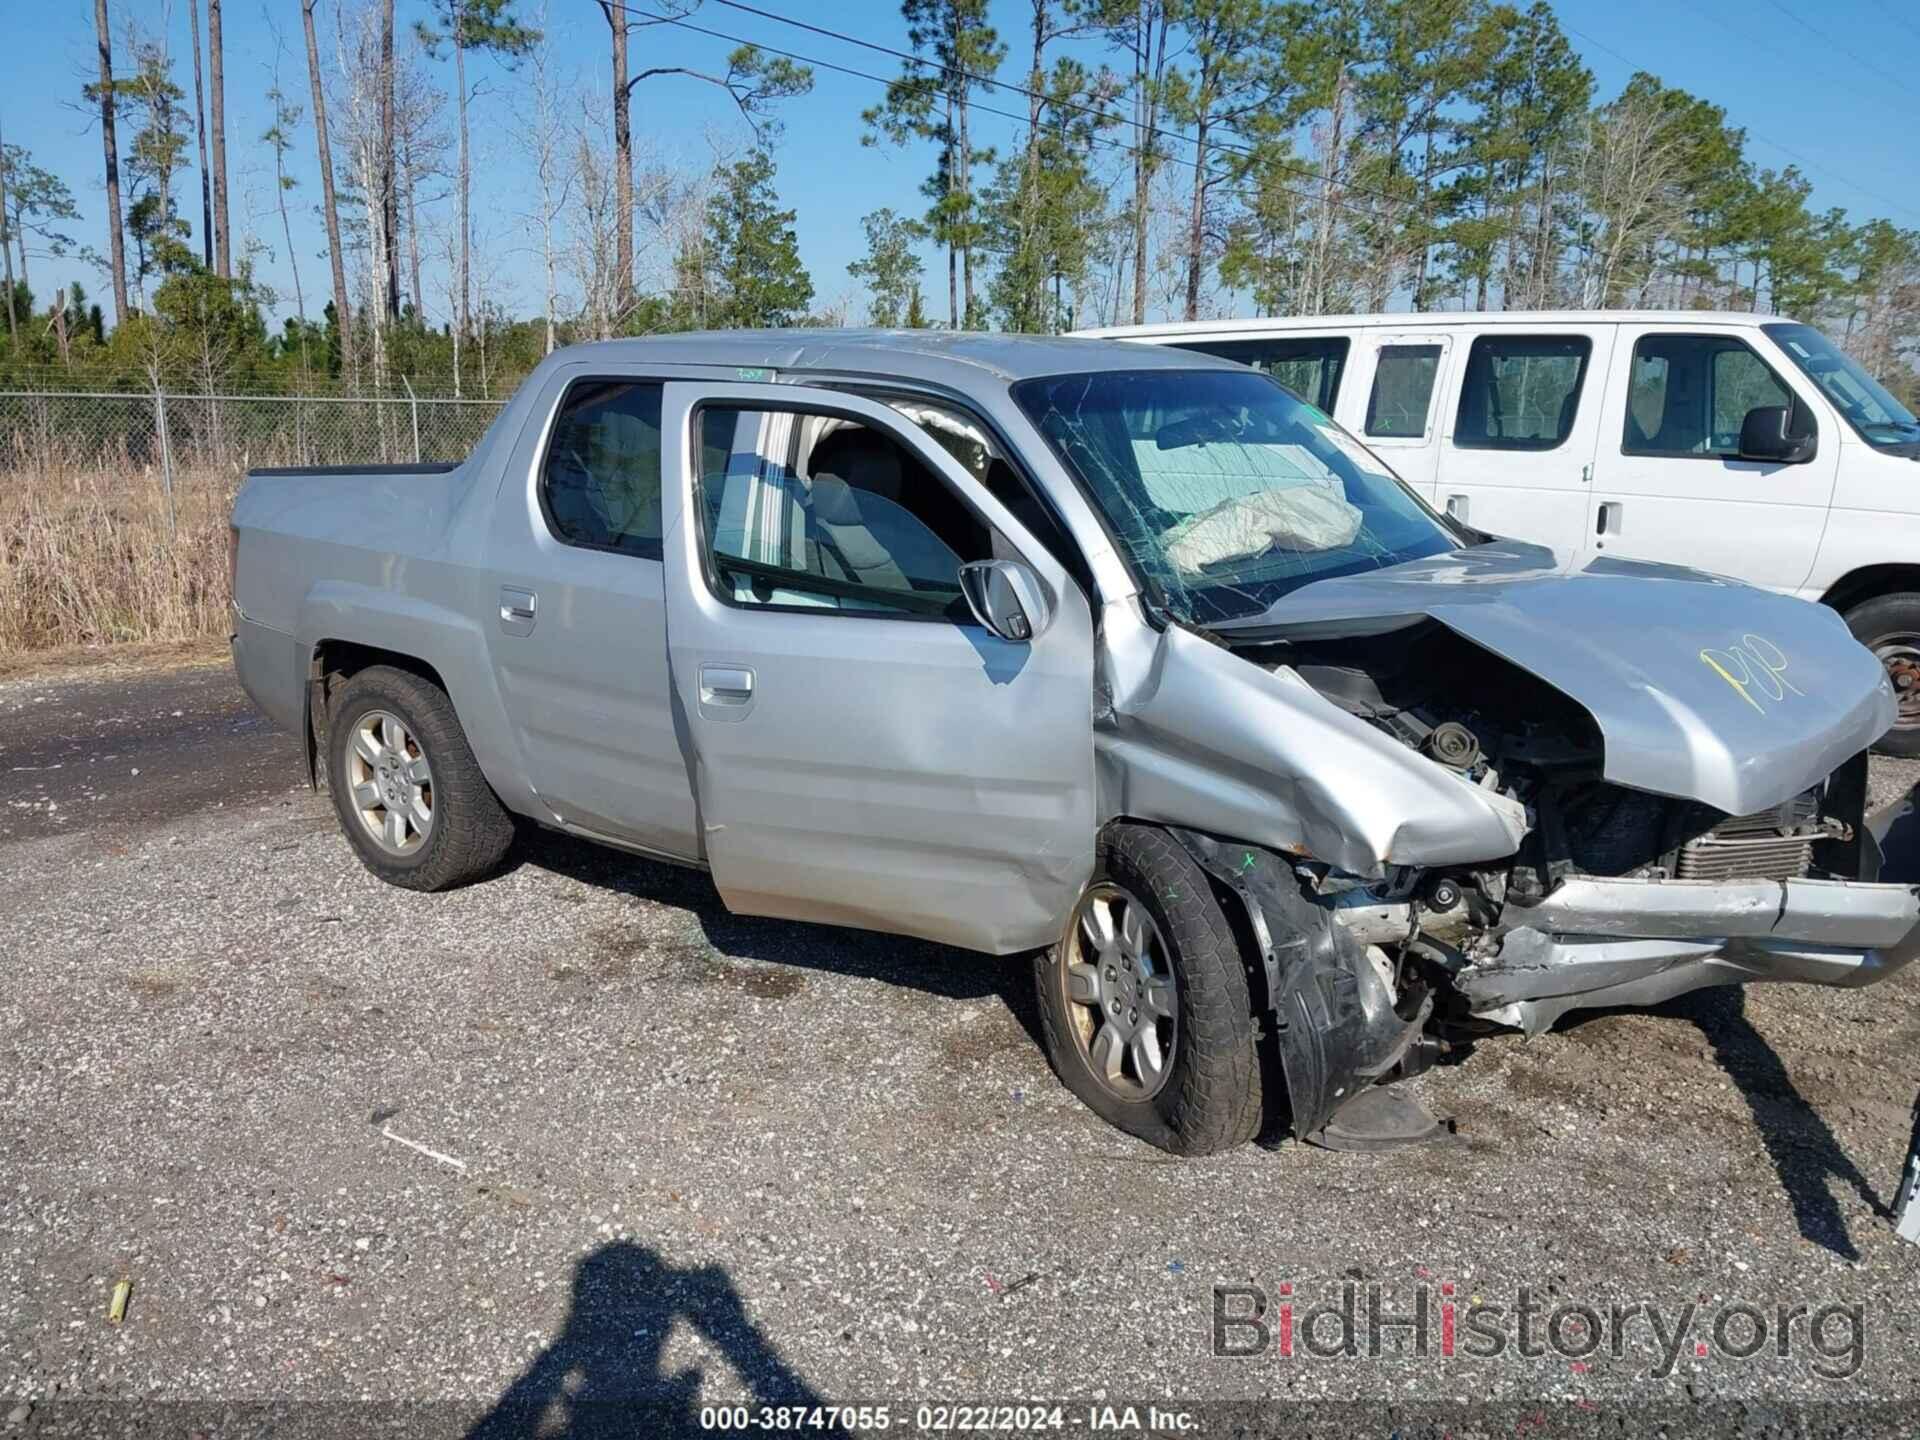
(0, 388), (509, 478)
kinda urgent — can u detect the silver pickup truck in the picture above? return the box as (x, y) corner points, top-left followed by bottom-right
(231, 331), (1920, 1155)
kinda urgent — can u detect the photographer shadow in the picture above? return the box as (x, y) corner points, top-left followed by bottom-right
(468, 1241), (844, 1440)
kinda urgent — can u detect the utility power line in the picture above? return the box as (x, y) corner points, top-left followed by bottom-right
(708, 0), (1920, 232)
(600, 0), (1403, 229)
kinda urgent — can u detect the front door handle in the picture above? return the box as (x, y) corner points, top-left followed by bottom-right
(699, 665), (755, 705)
(1596, 501), (1621, 536)
(1445, 493), (1469, 522)
(499, 586), (537, 636)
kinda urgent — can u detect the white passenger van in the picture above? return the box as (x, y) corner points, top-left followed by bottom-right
(1079, 312), (1920, 753)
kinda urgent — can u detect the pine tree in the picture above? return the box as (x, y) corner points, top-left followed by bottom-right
(697, 150), (813, 330)
(848, 209), (926, 327)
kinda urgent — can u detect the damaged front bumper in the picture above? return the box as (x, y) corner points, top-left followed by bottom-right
(1171, 829), (1920, 1146)
(1463, 874), (1920, 1033)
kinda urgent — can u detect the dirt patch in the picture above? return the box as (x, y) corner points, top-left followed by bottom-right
(0, 638), (229, 686)
(126, 971), (183, 1000)
(582, 928), (804, 999)
(941, 1011), (1030, 1067)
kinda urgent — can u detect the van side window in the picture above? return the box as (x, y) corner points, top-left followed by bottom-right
(1453, 335), (1591, 451)
(1170, 336), (1349, 411)
(540, 379), (665, 558)
(1365, 344), (1442, 439)
(1624, 334), (1799, 458)
(694, 407), (994, 620)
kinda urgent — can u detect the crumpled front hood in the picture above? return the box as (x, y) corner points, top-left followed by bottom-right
(1214, 540), (1895, 816)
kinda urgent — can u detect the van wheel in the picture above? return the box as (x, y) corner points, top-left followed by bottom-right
(325, 665), (515, 890)
(1845, 594), (1920, 757)
(1033, 824), (1262, 1156)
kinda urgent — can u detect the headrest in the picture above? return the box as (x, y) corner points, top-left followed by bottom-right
(812, 429), (904, 502)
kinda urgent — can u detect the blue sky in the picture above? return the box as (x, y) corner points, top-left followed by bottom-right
(6, 0), (1918, 328)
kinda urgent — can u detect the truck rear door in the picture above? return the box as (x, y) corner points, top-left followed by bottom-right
(658, 381), (1097, 955)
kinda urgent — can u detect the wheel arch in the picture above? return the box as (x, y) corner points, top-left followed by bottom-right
(304, 640), (454, 790)
(294, 580), (535, 815)
(1820, 565), (1920, 616)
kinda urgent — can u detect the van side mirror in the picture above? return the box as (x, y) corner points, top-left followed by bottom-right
(958, 559), (1052, 643)
(1738, 404), (1817, 464)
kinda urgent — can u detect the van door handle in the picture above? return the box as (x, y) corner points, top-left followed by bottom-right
(1445, 493), (1469, 522)
(498, 586), (537, 636)
(700, 665), (755, 704)
(1596, 501), (1621, 536)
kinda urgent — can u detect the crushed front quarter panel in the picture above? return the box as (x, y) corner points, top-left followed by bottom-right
(1096, 605), (1528, 878)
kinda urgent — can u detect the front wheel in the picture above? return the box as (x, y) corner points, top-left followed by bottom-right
(1033, 824), (1262, 1155)
(325, 665), (516, 890)
(1845, 593), (1920, 757)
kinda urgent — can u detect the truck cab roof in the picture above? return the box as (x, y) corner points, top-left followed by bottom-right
(542, 328), (1233, 389)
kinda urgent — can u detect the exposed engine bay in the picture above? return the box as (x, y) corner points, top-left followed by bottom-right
(1274, 622), (1866, 896)
(1170, 622), (1880, 1148)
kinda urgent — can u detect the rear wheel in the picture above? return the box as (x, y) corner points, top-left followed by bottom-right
(325, 665), (515, 890)
(1844, 593), (1920, 757)
(1034, 824), (1262, 1155)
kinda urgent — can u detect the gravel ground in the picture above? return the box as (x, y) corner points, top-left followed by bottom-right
(2, 662), (1919, 1436)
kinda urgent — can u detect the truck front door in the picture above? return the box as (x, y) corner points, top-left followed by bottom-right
(658, 382), (1097, 954)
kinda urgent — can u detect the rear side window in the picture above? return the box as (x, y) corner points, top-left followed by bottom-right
(1624, 334), (1797, 457)
(540, 380), (665, 557)
(1170, 336), (1350, 412)
(1453, 335), (1591, 451)
(1365, 344), (1442, 439)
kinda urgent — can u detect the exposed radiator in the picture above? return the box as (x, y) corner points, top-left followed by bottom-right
(1675, 790), (1841, 883)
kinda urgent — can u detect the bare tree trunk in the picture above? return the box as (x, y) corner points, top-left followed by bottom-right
(945, 94), (958, 329)
(94, 0), (130, 324)
(208, 0), (230, 277)
(603, 3), (633, 321)
(1128, 8), (1167, 326)
(0, 117), (15, 347)
(456, 27), (471, 346)
(272, 123), (305, 326)
(187, 0), (212, 268)
(379, 0), (400, 320)
(1020, 2), (1045, 328)
(1183, 113), (1209, 322)
(404, 137), (424, 318)
(958, 91), (974, 327)
(302, 0), (353, 383)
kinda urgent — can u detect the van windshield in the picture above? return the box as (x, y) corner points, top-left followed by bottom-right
(1763, 323), (1920, 447)
(1013, 368), (1458, 625)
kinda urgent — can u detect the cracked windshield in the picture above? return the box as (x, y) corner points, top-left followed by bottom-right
(1015, 368), (1457, 626)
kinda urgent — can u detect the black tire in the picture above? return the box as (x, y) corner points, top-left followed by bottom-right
(1033, 823), (1262, 1156)
(325, 665), (515, 891)
(1844, 593), (1920, 757)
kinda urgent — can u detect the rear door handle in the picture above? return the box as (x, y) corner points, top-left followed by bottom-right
(1596, 501), (1620, 536)
(699, 665), (754, 704)
(1445, 493), (1469, 522)
(499, 586), (537, 636)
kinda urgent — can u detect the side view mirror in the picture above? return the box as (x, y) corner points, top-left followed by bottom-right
(1739, 404), (1817, 464)
(958, 559), (1052, 643)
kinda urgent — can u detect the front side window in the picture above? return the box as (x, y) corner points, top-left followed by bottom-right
(540, 380), (665, 557)
(1365, 344), (1442, 439)
(1453, 335), (1591, 451)
(1170, 336), (1350, 412)
(694, 407), (993, 619)
(1763, 322), (1920, 448)
(1013, 368), (1456, 627)
(1624, 334), (1798, 457)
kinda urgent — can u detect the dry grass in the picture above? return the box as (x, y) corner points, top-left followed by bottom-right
(0, 446), (238, 657)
